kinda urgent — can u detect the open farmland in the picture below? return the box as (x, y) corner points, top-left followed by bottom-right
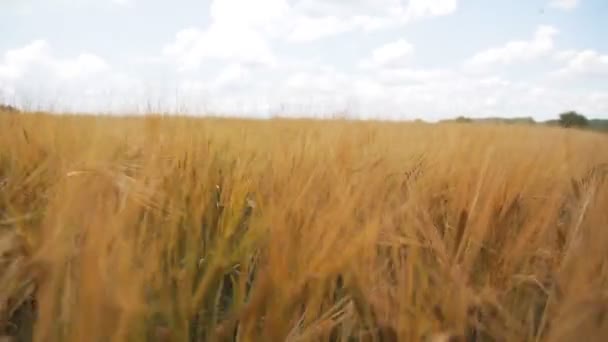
(1, 112), (608, 342)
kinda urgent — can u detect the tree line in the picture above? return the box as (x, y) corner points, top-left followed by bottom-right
(442, 111), (608, 132)
(1, 103), (606, 131)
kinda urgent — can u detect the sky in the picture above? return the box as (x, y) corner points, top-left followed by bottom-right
(1, 0), (607, 121)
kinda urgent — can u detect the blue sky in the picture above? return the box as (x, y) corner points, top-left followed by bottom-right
(1, 0), (607, 120)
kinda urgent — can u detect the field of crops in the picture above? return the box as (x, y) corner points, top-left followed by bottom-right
(1, 112), (607, 341)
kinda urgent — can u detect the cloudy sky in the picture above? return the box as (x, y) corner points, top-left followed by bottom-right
(1, 0), (607, 120)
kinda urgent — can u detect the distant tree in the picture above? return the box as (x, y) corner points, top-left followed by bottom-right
(454, 116), (473, 123)
(589, 119), (608, 132)
(0, 104), (20, 113)
(558, 111), (588, 128)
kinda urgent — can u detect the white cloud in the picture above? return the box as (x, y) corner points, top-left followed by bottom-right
(160, 0), (461, 72)
(478, 76), (512, 87)
(162, 0), (284, 71)
(0, 40), (52, 80)
(293, 0), (458, 24)
(287, 16), (360, 42)
(549, 0), (579, 10)
(6, 1), (607, 120)
(467, 25), (559, 68)
(292, 0), (397, 17)
(210, 0), (289, 29)
(404, 0), (458, 18)
(286, 67), (349, 93)
(554, 49), (578, 62)
(5, 37), (604, 119)
(162, 26), (277, 71)
(0, 40), (109, 81)
(263, 64), (524, 120)
(553, 49), (608, 78)
(55, 54), (110, 80)
(375, 68), (448, 84)
(359, 39), (414, 68)
(285, 0), (458, 41)
(213, 63), (250, 89)
(587, 92), (608, 112)
(262, 60), (608, 120)
(193, 0), (460, 46)
(0, 40), (141, 111)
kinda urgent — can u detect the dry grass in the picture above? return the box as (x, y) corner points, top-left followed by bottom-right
(1, 111), (608, 341)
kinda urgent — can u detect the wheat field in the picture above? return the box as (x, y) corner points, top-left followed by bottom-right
(1, 111), (607, 342)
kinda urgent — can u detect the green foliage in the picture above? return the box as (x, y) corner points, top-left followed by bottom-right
(589, 119), (608, 132)
(510, 117), (536, 125)
(439, 116), (473, 124)
(558, 111), (589, 128)
(455, 116), (473, 123)
(441, 116), (537, 126)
